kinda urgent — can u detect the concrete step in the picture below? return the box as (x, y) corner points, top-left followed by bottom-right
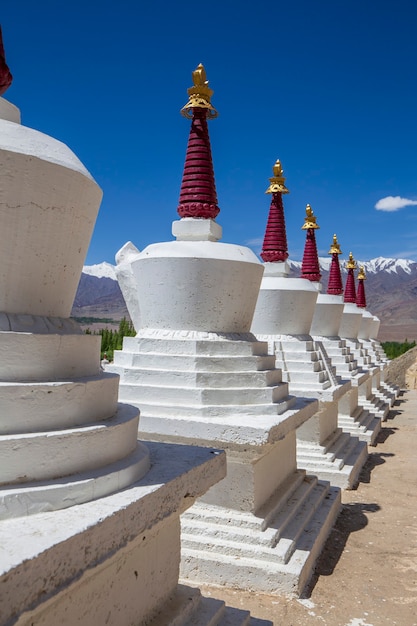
(297, 434), (368, 489)
(120, 381), (293, 406)
(122, 336), (270, 358)
(180, 482), (341, 596)
(0, 373), (119, 435)
(150, 584), (269, 626)
(135, 395), (298, 419)
(112, 351), (276, 372)
(110, 367), (282, 389)
(0, 403), (139, 484)
(0, 438), (149, 520)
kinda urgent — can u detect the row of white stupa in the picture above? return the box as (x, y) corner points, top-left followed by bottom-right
(104, 64), (397, 596)
(0, 57), (398, 626)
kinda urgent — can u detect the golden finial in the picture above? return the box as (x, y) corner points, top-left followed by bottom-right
(181, 63), (218, 119)
(358, 265), (366, 280)
(301, 203), (319, 230)
(346, 252), (357, 270)
(328, 234), (342, 255)
(265, 160), (290, 194)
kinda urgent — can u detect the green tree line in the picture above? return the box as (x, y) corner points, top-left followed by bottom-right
(381, 339), (416, 360)
(85, 317), (136, 361)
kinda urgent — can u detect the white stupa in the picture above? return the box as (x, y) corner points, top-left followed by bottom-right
(339, 258), (390, 421)
(108, 64), (341, 595)
(251, 189), (366, 489)
(310, 239), (382, 445)
(0, 43), (235, 624)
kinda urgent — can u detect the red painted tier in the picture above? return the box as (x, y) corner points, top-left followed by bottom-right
(327, 253), (344, 295)
(177, 108), (219, 219)
(356, 278), (367, 308)
(260, 193), (289, 263)
(0, 26), (12, 96)
(344, 269), (357, 303)
(301, 228), (321, 282)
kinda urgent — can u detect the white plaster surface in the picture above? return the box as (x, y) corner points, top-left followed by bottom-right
(0, 332), (101, 381)
(127, 239), (263, 332)
(172, 217), (223, 241)
(251, 275), (318, 336)
(338, 303), (363, 339)
(115, 241), (142, 331)
(0, 119), (102, 317)
(0, 442), (226, 626)
(358, 309), (374, 340)
(310, 294), (344, 337)
(0, 97), (21, 123)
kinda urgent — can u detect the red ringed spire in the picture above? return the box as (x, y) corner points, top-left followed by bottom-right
(0, 26), (12, 96)
(177, 64), (220, 220)
(300, 204), (321, 282)
(356, 266), (367, 308)
(344, 252), (357, 303)
(327, 234), (344, 295)
(260, 160), (289, 263)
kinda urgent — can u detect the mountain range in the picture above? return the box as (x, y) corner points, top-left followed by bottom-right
(72, 257), (417, 341)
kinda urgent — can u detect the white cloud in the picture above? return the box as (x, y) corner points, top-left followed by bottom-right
(375, 196), (417, 212)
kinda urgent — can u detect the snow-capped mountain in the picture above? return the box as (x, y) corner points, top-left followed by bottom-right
(82, 262), (116, 280)
(288, 256), (417, 275)
(73, 257), (417, 341)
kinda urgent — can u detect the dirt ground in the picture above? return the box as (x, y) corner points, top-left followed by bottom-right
(198, 390), (417, 626)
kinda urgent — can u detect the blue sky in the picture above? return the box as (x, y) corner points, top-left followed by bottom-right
(2, 1), (417, 265)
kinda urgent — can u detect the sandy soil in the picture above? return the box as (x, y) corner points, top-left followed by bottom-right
(198, 390), (417, 626)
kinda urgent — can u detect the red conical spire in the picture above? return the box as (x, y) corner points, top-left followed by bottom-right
(300, 204), (321, 282)
(0, 26), (13, 96)
(261, 160), (289, 263)
(177, 64), (219, 219)
(344, 252), (357, 303)
(327, 234), (344, 295)
(356, 266), (367, 308)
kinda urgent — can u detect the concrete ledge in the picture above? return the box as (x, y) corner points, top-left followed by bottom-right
(0, 442), (226, 624)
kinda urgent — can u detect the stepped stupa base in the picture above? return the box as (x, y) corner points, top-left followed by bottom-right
(180, 472), (340, 596)
(108, 331), (344, 594)
(295, 399), (367, 489)
(0, 442), (228, 626)
(338, 381), (382, 445)
(313, 336), (359, 378)
(253, 334), (366, 489)
(296, 430), (367, 489)
(155, 584), (271, 625)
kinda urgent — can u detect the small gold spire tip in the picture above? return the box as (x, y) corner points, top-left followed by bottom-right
(265, 160), (290, 194)
(346, 252), (357, 270)
(328, 234), (342, 255)
(181, 63), (218, 119)
(358, 265), (366, 280)
(301, 203), (320, 229)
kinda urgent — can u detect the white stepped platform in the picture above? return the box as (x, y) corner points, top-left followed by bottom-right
(152, 584), (270, 626)
(314, 337), (359, 377)
(380, 380), (401, 400)
(312, 339), (383, 445)
(108, 334), (320, 446)
(0, 442), (228, 626)
(296, 429), (368, 489)
(361, 395), (390, 421)
(268, 336), (335, 394)
(180, 472), (341, 596)
(0, 325), (149, 520)
(343, 338), (373, 368)
(108, 331), (342, 595)
(338, 383), (382, 446)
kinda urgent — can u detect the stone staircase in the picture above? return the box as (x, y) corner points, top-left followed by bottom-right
(180, 472), (340, 596)
(338, 404), (381, 445)
(151, 584), (271, 626)
(296, 429), (368, 488)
